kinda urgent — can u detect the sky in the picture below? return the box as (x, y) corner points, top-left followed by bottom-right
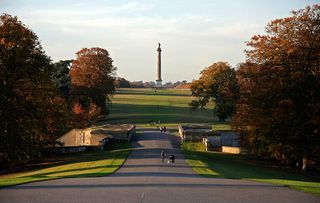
(1, 0), (318, 82)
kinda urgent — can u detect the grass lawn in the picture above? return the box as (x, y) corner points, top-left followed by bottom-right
(0, 142), (131, 188)
(102, 88), (231, 129)
(182, 142), (320, 195)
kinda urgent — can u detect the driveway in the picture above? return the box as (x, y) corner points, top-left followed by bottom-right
(0, 130), (319, 203)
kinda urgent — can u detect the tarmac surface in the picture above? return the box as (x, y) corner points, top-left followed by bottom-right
(0, 131), (319, 203)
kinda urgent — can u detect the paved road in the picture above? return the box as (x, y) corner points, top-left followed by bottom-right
(0, 131), (319, 203)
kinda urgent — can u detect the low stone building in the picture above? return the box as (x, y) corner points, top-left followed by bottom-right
(178, 124), (244, 154)
(96, 124), (136, 142)
(55, 124), (135, 153)
(202, 130), (245, 154)
(178, 124), (217, 141)
(202, 136), (221, 151)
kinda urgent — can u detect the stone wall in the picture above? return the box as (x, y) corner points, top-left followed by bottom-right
(178, 125), (214, 141)
(221, 146), (247, 154)
(55, 146), (86, 154)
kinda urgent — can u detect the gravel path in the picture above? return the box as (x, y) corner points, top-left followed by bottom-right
(0, 131), (319, 203)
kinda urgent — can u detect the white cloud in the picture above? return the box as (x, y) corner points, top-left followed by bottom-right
(6, 1), (266, 82)
(28, 1), (154, 18)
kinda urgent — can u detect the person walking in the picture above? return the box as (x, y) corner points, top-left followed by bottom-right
(160, 149), (166, 163)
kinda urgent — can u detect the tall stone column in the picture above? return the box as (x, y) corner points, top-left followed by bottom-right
(156, 43), (162, 87)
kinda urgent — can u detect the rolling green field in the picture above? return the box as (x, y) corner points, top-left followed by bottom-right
(104, 88), (220, 125)
(182, 142), (320, 195)
(0, 142), (131, 187)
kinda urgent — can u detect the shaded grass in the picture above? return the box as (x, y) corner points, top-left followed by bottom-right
(182, 142), (320, 195)
(105, 88), (218, 124)
(116, 88), (191, 96)
(111, 93), (201, 107)
(106, 103), (215, 124)
(0, 142), (131, 188)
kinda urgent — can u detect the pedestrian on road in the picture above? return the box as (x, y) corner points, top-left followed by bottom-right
(161, 149), (166, 162)
(163, 126), (166, 133)
(168, 154), (175, 163)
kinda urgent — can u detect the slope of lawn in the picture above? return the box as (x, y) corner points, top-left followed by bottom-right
(182, 142), (320, 195)
(0, 142), (131, 187)
(104, 88), (218, 124)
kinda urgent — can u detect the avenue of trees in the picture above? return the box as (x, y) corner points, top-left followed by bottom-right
(191, 5), (320, 171)
(0, 14), (116, 167)
(0, 4), (318, 173)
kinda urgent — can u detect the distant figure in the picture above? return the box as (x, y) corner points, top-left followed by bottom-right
(163, 126), (167, 133)
(168, 154), (175, 163)
(160, 126), (163, 133)
(160, 149), (166, 162)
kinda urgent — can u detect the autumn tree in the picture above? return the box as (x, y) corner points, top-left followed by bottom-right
(234, 5), (320, 171)
(190, 62), (239, 121)
(69, 47), (116, 126)
(0, 14), (70, 167)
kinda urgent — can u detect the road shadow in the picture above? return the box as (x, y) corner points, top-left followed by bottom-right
(4, 182), (285, 190)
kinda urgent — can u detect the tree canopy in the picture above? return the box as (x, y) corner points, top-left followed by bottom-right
(114, 77), (131, 88)
(52, 60), (73, 98)
(234, 5), (320, 171)
(0, 14), (70, 167)
(69, 47), (116, 126)
(190, 62), (239, 121)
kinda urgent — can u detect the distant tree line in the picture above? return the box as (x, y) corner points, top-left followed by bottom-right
(0, 14), (116, 168)
(190, 5), (320, 172)
(114, 77), (191, 89)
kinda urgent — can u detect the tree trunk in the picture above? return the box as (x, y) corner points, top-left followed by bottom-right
(301, 136), (309, 172)
(302, 155), (307, 172)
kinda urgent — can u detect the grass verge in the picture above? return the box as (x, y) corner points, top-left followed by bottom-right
(182, 142), (320, 195)
(0, 142), (131, 188)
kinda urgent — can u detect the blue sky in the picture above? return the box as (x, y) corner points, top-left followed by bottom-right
(1, 0), (317, 82)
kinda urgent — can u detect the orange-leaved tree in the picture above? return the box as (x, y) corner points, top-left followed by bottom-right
(0, 14), (70, 167)
(234, 5), (320, 171)
(69, 47), (116, 127)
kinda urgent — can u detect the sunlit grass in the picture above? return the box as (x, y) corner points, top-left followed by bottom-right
(0, 142), (131, 187)
(182, 142), (320, 195)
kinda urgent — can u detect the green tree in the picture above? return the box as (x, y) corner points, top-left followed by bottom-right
(234, 5), (320, 171)
(0, 14), (70, 167)
(52, 60), (72, 98)
(114, 77), (131, 88)
(69, 47), (116, 127)
(190, 62), (239, 121)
